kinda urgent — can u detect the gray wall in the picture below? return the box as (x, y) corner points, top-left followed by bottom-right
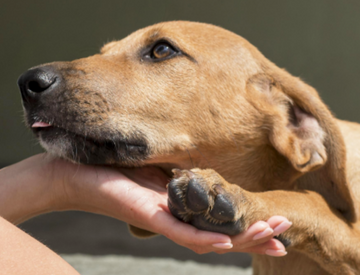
(2, 0), (360, 164)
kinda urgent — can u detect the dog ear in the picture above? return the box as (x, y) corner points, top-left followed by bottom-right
(247, 72), (356, 222)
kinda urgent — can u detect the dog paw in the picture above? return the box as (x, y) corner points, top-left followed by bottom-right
(167, 168), (244, 235)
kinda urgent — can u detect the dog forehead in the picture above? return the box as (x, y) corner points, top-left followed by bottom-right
(100, 21), (258, 59)
(100, 21), (204, 55)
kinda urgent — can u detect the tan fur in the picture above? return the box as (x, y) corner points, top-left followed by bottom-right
(34, 22), (360, 274)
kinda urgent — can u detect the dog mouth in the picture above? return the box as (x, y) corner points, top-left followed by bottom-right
(31, 118), (149, 166)
(30, 116), (182, 191)
(32, 119), (174, 188)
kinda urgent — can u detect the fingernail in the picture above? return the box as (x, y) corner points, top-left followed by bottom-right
(273, 221), (292, 236)
(212, 243), (233, 249)
(253, 227), (273, 240)
(265, 249), (287, 257)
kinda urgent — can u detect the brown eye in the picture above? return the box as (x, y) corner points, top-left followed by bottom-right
(152, 43), (175, 59)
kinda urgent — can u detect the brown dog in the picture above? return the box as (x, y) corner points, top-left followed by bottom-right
(18, 21), (360, 274)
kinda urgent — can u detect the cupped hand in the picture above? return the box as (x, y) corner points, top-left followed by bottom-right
(48, 155), (291, 256)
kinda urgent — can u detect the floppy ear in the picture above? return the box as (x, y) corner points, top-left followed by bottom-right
(247, 72), (356, 222)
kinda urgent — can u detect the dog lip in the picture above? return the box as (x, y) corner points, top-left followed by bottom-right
(38, 125), (146, 148)
(34, 123), (149, 165)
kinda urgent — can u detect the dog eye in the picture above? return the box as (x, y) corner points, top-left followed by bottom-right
(151, 43), (176, 59)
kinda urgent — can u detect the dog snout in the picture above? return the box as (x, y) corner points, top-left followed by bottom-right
(18, 66), (60, 105)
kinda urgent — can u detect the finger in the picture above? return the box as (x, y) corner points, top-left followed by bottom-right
(266, 216), (292, 236)
(229, 216), (292, 251)
(230, 238), (287, 256)
(230, 221), (273, 248)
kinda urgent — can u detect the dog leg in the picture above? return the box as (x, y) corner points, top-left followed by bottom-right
(168, 168), (360, 275)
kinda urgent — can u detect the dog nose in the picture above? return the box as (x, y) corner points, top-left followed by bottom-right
(18, 66), (59, 104)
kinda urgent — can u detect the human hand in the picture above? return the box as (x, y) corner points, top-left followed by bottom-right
(52, 156), (291, 256)
(0, 154), (291, 256)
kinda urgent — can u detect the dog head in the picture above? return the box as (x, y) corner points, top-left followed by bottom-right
(18, 21), (355, 221)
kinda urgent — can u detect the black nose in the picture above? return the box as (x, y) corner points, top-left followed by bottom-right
(18, 66), (59, 104)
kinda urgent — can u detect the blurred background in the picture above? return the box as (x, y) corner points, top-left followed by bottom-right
(1, 0), (360, 272)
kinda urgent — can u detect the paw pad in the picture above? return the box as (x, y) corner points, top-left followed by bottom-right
(167, 169), (243, 235)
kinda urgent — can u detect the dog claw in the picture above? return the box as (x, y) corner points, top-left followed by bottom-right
(184, 170), (195, 178)
(213, 184), (225, 195)
(172, 168), (195, 179)
(172, 168), (183, 179)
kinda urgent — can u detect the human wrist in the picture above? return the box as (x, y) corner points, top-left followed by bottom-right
(0, 154), (63, 224)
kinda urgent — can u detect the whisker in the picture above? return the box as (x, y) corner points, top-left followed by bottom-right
(110, 137), (121, 161)
(186, 148), (194, 168)
(82, 129), (89, 163)
(70, 141), (76, 161)
(74, 141), (78, 161)
(71, 162), (81, 180)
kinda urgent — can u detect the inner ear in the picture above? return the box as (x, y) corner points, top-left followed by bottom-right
(272, 102), (327, 173)
(248, 74), (327, 173)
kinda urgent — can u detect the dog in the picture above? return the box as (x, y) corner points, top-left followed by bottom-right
(17, 21), (360, 274)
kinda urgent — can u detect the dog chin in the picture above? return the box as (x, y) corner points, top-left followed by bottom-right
(39, 138), (74, 162)
(36, 126), (149, 166)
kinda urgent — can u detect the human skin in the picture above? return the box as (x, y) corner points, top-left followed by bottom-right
(0, 154), (291, 274)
